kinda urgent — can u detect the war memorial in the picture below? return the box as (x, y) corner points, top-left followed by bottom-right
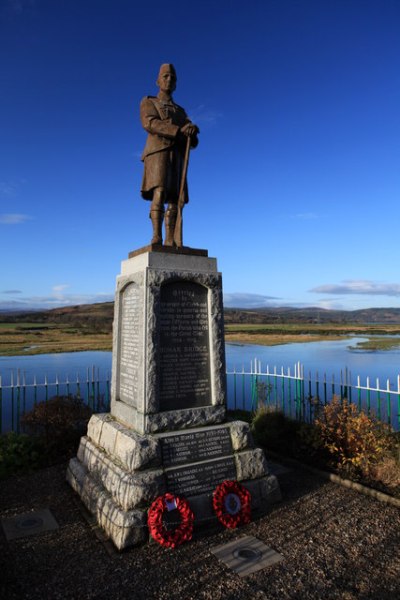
(67, 64), (281, 549)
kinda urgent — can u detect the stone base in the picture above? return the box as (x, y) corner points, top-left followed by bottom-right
(128, 245), (209, 258)
(67, 414), (281, 550)
(110, 251), (227, 435)
(111, 401), (226, 434)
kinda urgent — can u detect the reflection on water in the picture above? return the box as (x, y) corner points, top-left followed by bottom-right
(226, 338), (400, 384)
(1, 339), (400, 431)
(1, 338), (400, 388)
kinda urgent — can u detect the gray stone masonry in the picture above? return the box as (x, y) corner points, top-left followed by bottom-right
(67, 414), (281, 549)
(67, 249), (281, 550)
(110, 251), (227, 434)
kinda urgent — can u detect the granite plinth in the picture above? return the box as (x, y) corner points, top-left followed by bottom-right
(68, 415), (281, 550)
(110, 251), (226, 434)
(67, 249), (281, 550)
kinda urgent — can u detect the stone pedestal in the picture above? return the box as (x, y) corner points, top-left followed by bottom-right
(110, 249), (226, 433)
(67, 248), (281, 550)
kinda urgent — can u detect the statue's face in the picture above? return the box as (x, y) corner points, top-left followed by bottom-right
(158, 69), (176, 93)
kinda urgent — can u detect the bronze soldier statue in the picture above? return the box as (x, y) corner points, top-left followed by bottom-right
(140, 64), (199, 246)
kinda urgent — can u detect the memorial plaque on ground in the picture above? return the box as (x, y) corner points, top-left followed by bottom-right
(160, 427), (233, 467)
(165, 457), (237, 496)
(159, 280), (211, 411)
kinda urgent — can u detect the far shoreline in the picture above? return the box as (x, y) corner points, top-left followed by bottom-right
(2, 332), (400, 357)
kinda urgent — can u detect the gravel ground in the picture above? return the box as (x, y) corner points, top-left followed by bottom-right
(1, 460), (400, 600)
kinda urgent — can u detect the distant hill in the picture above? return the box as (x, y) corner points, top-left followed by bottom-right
(223, 306), (400, 325)
(1, 302), (114, 333)
(2, 302), (400, 329)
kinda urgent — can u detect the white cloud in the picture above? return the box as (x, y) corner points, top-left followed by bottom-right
(224, 292), (281, 308)
(188, 105), (223, 126)
(315, 299), (346, 310)
(310, 280), (400, 297)
(53, 284), (69, 293)
(0, 213), (32, 224)
(0, 182), (17, 196)
(0, 292), (114, 311)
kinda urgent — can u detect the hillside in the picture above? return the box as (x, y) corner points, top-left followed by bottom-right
(3, 302), (400, 328)
(223, 306), (400, 325)
(1, 302), (114, 333)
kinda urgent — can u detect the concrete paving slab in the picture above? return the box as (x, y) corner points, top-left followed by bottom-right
(210, 534), (283, 577)
(1, 508), (59, 541)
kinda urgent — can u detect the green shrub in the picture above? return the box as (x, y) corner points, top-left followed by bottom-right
(252, 406), (302, 455)
(0, 432), (45, 479)
(21, 395), (92, 461)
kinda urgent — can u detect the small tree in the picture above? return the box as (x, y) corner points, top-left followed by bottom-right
(315, 396), (391, 478)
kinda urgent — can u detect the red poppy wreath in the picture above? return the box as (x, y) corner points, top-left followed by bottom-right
(213, 480), (252, 529)
(147, 492), (194, 548)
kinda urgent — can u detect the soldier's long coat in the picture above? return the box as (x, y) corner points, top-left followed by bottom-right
(140, 95), (198, 204)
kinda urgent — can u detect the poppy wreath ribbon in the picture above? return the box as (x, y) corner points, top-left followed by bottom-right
(147, 492), (194, 548)
(213, 480), (252, 529)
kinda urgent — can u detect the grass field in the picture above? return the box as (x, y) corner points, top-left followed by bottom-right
(2, 320), (400, 355)
(225, 323), (400, 350)
(0, 322), (112, 356)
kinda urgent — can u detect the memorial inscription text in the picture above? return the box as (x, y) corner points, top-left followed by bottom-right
(159, 281), (211, 411)
(165, 457), (237, 496)
(118, 283), (141, 407)
(160, 427), (232, 467)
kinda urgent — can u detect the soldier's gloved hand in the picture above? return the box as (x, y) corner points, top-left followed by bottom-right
(180, 123), (199, 137)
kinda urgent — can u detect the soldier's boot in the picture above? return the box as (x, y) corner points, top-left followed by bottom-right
(150, 209), (164, 245)
(164, 204), (177, 246)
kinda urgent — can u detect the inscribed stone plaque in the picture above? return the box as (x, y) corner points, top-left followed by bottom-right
(165, 457), (236, 496)
(118, 282), (142, 407)
(161, 428), (233, 468)
(159, 281), (211, 411)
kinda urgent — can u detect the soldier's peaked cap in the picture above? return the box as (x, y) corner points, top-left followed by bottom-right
(158, 63), (177, 77)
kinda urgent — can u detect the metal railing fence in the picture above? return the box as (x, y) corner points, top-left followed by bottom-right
(0, 367), (110, 434)
(226, 360), (400, 431)
(1, 360), (400, 434)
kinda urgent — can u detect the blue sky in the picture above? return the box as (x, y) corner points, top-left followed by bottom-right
(1, 0), (400, 312)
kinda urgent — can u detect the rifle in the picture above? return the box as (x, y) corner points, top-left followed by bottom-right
(173, 135), (191, 247)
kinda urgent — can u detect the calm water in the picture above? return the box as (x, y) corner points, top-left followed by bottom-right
(227, 337), (400, 385)
(1, 338), (400, 384)
(1, 339), (400, 431)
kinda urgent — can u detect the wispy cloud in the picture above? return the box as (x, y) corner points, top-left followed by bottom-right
(188, 105), (223, 127)
(310, 280), (400, 297)
(0, 292), (114, 312)
(224, 292), (281, 308)
(0, 182), (17, 196)
(0, 213), (32, 224)
(2, 0), (35, 16)
(52, 284), (70, 300)
(53, 284), (69, 293)
(315, 299), (347, 310)
(290, 212), (319, 220)
(2, 290), (23, 295)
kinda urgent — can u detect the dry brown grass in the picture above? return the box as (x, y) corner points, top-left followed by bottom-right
(0, 324), (112, 355)
(225, 332), (344, 346)
(366, 456), (400, 490)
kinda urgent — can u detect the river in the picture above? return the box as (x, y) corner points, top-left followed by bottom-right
(1, 337), (399, 385)
(1, 338), (400, 431)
